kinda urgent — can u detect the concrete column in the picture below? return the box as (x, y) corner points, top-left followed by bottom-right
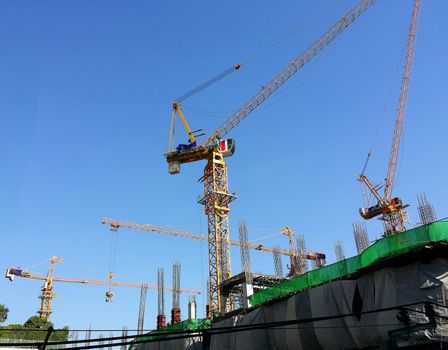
(242, 281), (254, 309)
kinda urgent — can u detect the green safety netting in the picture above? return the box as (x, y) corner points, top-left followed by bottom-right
(130, 318), (211, 348)
(249, 221), (448, 307)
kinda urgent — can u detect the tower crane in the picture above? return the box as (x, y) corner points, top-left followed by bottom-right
(166, 0), (376, 316)
(6, 256), (200, 321)
(101, 218), (326, 275)
(280, 227), (306, 276)
(358, 0), (422, 236)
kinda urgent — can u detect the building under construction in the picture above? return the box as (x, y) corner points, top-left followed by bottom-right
(126, 0), (448, 348)
(132, 221), (448, 349)
(3, 0), (447, 347)
(7, 0), (435, 348)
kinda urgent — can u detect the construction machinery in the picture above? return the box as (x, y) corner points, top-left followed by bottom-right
(281, 227), (301, 276)
(102, 218), (326, 272)
(280, 226), (325, 276)
(358, 0), (421, 236)
(164, 0), (376, 316)
(6, 256), (63, 320)
(6, 256), (200, 321)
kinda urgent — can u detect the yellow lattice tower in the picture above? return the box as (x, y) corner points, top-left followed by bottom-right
(200, 151), (236, 316)
(38, 256), (63, 321)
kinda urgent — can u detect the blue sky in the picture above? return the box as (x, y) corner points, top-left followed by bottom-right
(1, 0), (447, 333)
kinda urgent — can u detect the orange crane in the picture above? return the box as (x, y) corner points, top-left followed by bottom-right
(165, 0), (376, 316)
(5, 256), (200, 321)
(358, 0), (422, 236)
(102, 218), (326, 276)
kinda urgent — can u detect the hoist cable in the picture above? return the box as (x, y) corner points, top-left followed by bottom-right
(175, 0), (345, 105)
(241, 0), (346, 65)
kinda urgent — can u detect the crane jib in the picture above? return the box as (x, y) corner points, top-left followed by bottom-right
(205, 0), (376, 145)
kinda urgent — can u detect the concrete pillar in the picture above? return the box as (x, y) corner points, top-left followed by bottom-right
(188, 300), (197, 320)
(242, 280), (254, 309)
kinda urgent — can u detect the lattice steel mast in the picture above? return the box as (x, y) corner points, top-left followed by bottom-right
(38, 256), (63, 320)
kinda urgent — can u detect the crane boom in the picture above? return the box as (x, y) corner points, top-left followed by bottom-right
(384, 0), (422, 200)
(54, 277), (199, 293)
(205, 0), (376, 145)
(6, 258), (201, 321)
(101, 218), (324, 261)
(358, 0), (421, 236)
(6, 268), (200, 294)
(6, 267), (201, 294)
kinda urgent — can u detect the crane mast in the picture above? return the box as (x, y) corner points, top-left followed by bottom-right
(359, 0), (422, 236)
(38, 256), (63, 320)
(166, 0), (377, 317)
(281, 227), (300, 276)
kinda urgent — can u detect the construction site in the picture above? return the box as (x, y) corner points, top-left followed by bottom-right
(1, 0), (448, 349)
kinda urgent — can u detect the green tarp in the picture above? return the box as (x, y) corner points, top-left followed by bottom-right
(130, 318), (211, 348)
(249, 221), (448, 307)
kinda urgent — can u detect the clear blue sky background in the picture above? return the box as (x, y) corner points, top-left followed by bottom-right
(1, 0), (447, 334)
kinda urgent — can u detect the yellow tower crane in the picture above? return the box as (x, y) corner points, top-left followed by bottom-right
(101, 218), (326, 276)
(20, 256), (63, 320)
(281, 227), (302, 276)
(165, 0), (377, 317)
(6, 257), (200, 321)
(358, 0), (422, 236)
(166, 0), (377, 316)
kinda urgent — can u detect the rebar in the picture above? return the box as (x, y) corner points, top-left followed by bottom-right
(120, 327), (128, 350)
(353, 221), (369, 254)
(172, 262), (181, 309)
(417, 193), (437, 225)
(296, 234), (309, 273)
(85, 325), (92, 347)
(171, 262), (181, 324)
(137, 284), (147, 335)
(273, 245), (283, 277)
(334, 240), (346, 262)
(158, 268), (165, 315)
(238, 220), (251, 273)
